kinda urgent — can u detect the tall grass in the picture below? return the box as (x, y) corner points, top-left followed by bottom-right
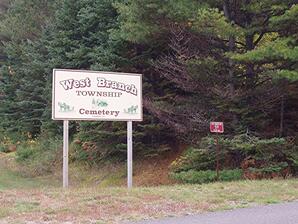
(15, 138), (62, 177)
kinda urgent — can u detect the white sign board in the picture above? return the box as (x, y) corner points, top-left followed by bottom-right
(52, 69), (142, 121)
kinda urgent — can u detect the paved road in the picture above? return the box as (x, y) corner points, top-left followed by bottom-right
(127, 201), (298, 224)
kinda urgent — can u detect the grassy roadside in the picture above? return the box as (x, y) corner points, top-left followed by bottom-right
(0, 152), (297, 223)
(0, 152), (60, 190)
(0, 179), (297, 223)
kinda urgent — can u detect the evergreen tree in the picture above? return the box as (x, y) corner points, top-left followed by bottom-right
(231, 2), (298, 136)
(0, 0), (56, 140)
(116, 0), (298, 139)
(0, 0), (296, 161)
(232, 3), (297, 80)
(41, 0), (173, 159)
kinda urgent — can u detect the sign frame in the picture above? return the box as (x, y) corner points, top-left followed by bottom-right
(52, 69), (143, 122)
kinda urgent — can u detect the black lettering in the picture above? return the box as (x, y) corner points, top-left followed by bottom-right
(87, 91), (96, 96)
(107, 92), (114, 97)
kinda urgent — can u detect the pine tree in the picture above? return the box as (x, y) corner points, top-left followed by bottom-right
(232, 3), (297, 80)
(0, 0), (56, 140)
(115, 0), (298, 139)
(230, 2), (298, 136)
(115, 0), (239, 139)
(40, 0), (174, 159)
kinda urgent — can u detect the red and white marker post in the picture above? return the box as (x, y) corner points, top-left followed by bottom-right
(210, 122), (224, 180)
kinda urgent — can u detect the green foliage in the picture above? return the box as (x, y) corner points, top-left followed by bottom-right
(248, 162), (288, 174)
(47, 0), (123, 70)
(170, 169), (243, 184)
(170, 147), (215, 173)
(0, 136), (15, 153)
(70, 118), (173, 164)
(270, 4), (298, 32)
(232, 38), (297, 62)
(0, 0), (57, 139)
(15, 138), (62, 176)
(115, 0), (193, 42)
(0, 0), (54, 41)
(115, 0), (298, 139)
(231, 3), (298, 81)
(0, 145), (9, 153)
(170, 134), (298, 183)
(0, 0), (297, 167)
(192, 8), (238, 38)
(220, 135), (298, 173)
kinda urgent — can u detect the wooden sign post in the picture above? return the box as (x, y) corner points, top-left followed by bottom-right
(52, 69), (142, 188)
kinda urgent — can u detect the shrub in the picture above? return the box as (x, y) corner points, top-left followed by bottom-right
(0, 144), (9, 153)
(219, 169), (243, 181)
(15, 144), (37, 161)
(169, 134), (298, 183)
(15, 138), (62, 176)
(0, 136), (18, 153)
(170, 169), (243, 184)
(169, 147), (215, 173)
